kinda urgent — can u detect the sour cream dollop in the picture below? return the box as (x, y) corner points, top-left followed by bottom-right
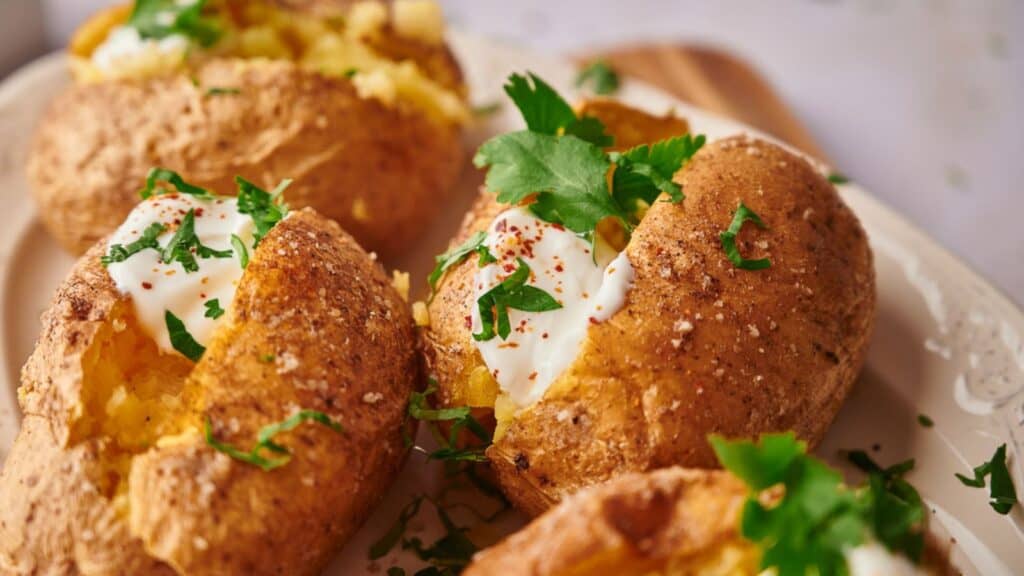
(846, 542), (930, 576)
(105, 194), (255, 356)
(470, 207), (634, 407)
(91, 26), (189, 74)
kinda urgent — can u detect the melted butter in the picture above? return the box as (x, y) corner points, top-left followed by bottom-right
(471, 207), (634, 408)
(105, 194), (255, 357)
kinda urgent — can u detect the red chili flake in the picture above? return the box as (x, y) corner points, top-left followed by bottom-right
(200, 293), (207, 299)
(464, 315), (472, 329)
(542, 332), (549, 339)
(142, 282), (153, 290)
(528, 372), (538, 381)
(495, 219), (507, 233)
(588, 317), (599, 325)
(554, 264), (564, 272)
(551, 223), (565, 231)
(195, 208), (205, 217)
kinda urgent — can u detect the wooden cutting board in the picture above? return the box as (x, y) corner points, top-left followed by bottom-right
(580, 44), (829, 162)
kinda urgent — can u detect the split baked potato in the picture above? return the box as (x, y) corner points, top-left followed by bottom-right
(465, 443), (953, 576)
(0, 181), (421, 574)
(28, 0), (467, 258)
(422, 95), (875, 516)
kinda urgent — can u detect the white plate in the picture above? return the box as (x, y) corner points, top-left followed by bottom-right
(0, 32), (1022, 575)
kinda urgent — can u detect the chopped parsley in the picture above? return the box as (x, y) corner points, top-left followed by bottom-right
(575, 60), (620, 95)
(139, 167), (216, 200)
(343, 68), (358, 78)
(101, 222), (166, 266)
(230, 234), (249, 269)
(127, 0), (221, 47)
(407, 383), (491, 463)
(720, 202), (771, 270)
(427, 231), (494, 297)
(259, 353), (276, 363)
(204, 298), (224, 319)
(204, 410), (344, 471)
(472, 258), (562, 341)
(165, 310), (205, 361)
(474, 72), (705, 240)
(235, 176), (290, 246)
(917, 414), (934, 428)
(472, 101), (502, 117)
(204, 86), (240, 97)
(955, 444), (1018, 515)
(827, 172), (850, 185)
(369, 495), (479, 575)
(710, 433), (927, 576)
(160, 209), (233, 273)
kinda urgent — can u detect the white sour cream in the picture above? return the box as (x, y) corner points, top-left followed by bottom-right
(106, 194), (256, 357)
(91, 26), (190, 73)
(846, 542), (930, 576)
(470, 208), (634, 407)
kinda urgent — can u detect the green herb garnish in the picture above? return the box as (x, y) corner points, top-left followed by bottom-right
(235, 176), (290, 246)
(231, 234), (249, 269)
(343, 68), (358, 78)
(955, 444), (1018, 515)
(710, 433), (928, 576)
(139, 167), (215, 200)
(160, 209), (233, 273)
(474, 72), (705, 241)
(917, 414), (934, 428)
(204, 86), (240, 97)
(370, 496), (425, 559)
(472, 101), (502, 117)
(165, 309), (205, 361)
(408, 383), (491, 463)
(101, 222), (166, 266)
(827, 172), (850, 185)
(259, 353), (276, 363)
(472, 258), (562, 342)
(575, 60), (620, 95)
(610, 134), (706, 212)
(127, 0), (221, 47)
(204, 298), (224, 319)
(720, 202), (771, 270)
(427, 231), (496, 297)
(204, 410), (344, 471)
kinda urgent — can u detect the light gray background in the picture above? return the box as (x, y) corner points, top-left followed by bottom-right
(2, 0), (1022, 303)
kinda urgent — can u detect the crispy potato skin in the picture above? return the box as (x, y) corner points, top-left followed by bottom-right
(29, 56), (464, 258)
(425, 134), (875, 516)
(0, 209), (422, 575)
(465, 468), (952, 576)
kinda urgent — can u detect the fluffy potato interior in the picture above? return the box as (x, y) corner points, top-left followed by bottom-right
(70, 1), (467, 123)
(553, 542), (761, 576)
(69, 302), (195, 498)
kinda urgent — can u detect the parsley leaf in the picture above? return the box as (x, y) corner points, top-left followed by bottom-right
(712, 434), (929, 576)
(127, 0), (221, 47)
(160, 209), (233, 273)
(165, 309), (205, 361)
(917, 414), (934, 428)
(474, 131), (625, 235)
(720, 202), (771, 270)
(828, 172), (850, 185)
(955, 444), (1018, 515)
(235, 177), (290, 246)
(204, 298), (224, 319)
(610, 133), (706, 211)
(205, 410), (344, 472)
(501, 73), (613, 146)
(472, 258), (562, 341)
(139, 167), (215, 200)
(101, 222), (166, 266)
(204, 86), (240, 97)
(231, 233), (249, 269)
(370, 496), (425, 559)
(428, 231), (489, 297)
(408, 383), (491, 462)
(575, 60), (620, 95)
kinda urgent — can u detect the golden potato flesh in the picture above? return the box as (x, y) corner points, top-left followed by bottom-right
(29, 2), (466, 258)
(0, 209), (421, 575)
(423, 106), (875, 516)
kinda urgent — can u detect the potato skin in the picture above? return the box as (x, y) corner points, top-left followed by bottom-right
(425, 136), (875, 516)
(0, 209), (422, 575)
(28, 56), (464, 258)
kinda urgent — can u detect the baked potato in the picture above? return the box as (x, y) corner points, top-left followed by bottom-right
(465, 443), (952, 576)
(28, 0), (467, 258)
(422, 93), (875, 516)
(0, 176), (421, 574)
